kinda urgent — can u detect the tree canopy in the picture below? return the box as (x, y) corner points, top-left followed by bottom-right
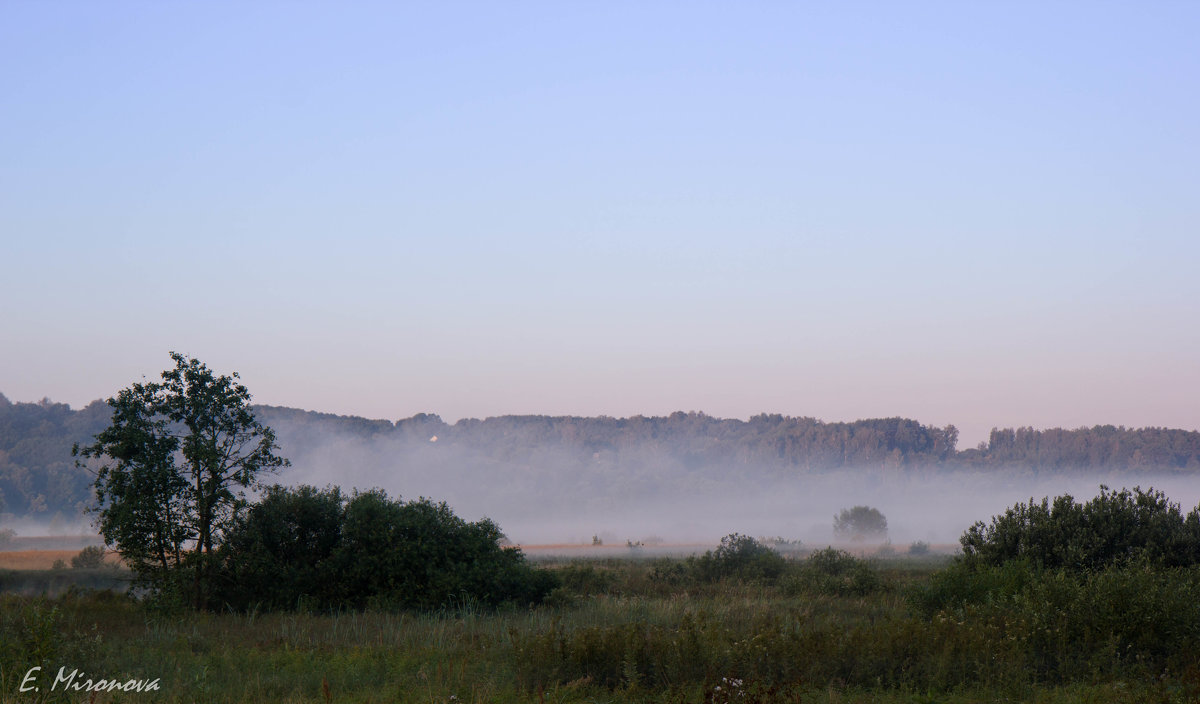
(74, 353), (289, 609)
(833, 506), (888, 541)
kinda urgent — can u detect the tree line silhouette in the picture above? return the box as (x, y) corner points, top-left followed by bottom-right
(2, 391), (1199, 520)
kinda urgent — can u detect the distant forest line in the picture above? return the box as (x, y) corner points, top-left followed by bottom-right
(2, 391), (1199, 522)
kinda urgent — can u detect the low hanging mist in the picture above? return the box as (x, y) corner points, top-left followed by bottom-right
(256, 408), (1200, 547)
(5, 396), (1200, 547)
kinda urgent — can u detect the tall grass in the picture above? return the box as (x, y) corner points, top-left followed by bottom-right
(2, 553), (1199, 703)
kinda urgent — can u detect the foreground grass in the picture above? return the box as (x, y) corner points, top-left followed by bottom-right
(2, 557), (1199, 703)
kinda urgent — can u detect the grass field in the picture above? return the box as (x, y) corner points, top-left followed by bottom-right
(3, 550), (1199, 703)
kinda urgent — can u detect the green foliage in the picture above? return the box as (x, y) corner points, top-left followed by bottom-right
(217, 485), (557, 612)
(5, 558), (1200, 702)
(782, 547), (885, 597)
(833, 505), (888, 540)
(687, 534), (787, 583)
(0, 594), (105, 695)
(70, 545), (107, 569)
(909, 558), (1200, 680)
(74, 353), (289, 610)
(218, 484), (345, 611)
(556, 561), (618, 596)
(0, 598), (64, 680)
(960, 485), (1200, 570)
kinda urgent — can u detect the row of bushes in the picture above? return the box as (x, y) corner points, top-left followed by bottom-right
(214, 485), (557, 612)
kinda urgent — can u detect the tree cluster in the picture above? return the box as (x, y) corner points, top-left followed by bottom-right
(74, 354), (554, 613)
(964, 424), (1200, 471)
(74, 353), (290, 610)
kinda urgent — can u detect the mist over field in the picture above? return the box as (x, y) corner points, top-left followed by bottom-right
(265, 415), (1200, 547)
(4, 396), (1200, 550)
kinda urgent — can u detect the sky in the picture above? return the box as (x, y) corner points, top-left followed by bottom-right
(2, 2), (1198, 447)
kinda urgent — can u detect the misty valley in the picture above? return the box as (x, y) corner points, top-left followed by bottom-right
(3, 386), (1200, 703)
(4, 393), (1200, 546)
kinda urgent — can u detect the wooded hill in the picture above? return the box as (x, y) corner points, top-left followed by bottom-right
(2, 391), (1199, 521)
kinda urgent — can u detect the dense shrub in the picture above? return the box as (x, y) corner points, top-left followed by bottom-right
(331, 489), (556, 610)
(905, 486), (1200, 684)
(687, 534), (787, 582)
(218, 485), (345, 610)
(960, 485), (1200, 570)
(217, 485), (557, 612)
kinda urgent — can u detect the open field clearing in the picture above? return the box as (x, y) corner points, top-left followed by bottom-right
(0, 550), (123, 571)
(0, 551), (81, 571)
(518, 541), (962, 560)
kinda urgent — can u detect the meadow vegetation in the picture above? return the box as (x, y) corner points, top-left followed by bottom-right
(2, 486), (1200, 702)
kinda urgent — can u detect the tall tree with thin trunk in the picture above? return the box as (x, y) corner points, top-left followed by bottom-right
(75, 352), (289, 609)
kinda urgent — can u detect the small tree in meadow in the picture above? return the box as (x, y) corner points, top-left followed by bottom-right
(70, 545), (107, 569)
(833, 506), (888, 541)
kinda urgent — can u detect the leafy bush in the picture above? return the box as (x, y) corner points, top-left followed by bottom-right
(833, 506), (888, 540)
(960, 485), (1200, 570)
(907, 486), (1200, 682)
(218, 484), (345, 611)
(217, 485), (557, 612)
(687, 534), (787, 583)
(334, 489), (557, 610)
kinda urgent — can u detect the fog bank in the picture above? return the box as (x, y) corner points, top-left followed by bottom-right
(272, 421), (1200, 547)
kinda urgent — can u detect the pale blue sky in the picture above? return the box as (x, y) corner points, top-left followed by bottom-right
(2, 2), (1197, 445)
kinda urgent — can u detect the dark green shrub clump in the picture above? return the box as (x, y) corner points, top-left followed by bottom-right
(960, 485), (1200, 570)
(218, 485), (345, 610)
(687, 534), (787, 583)
(908, 486), (1200, 682)
(217, 485), (557, 612)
